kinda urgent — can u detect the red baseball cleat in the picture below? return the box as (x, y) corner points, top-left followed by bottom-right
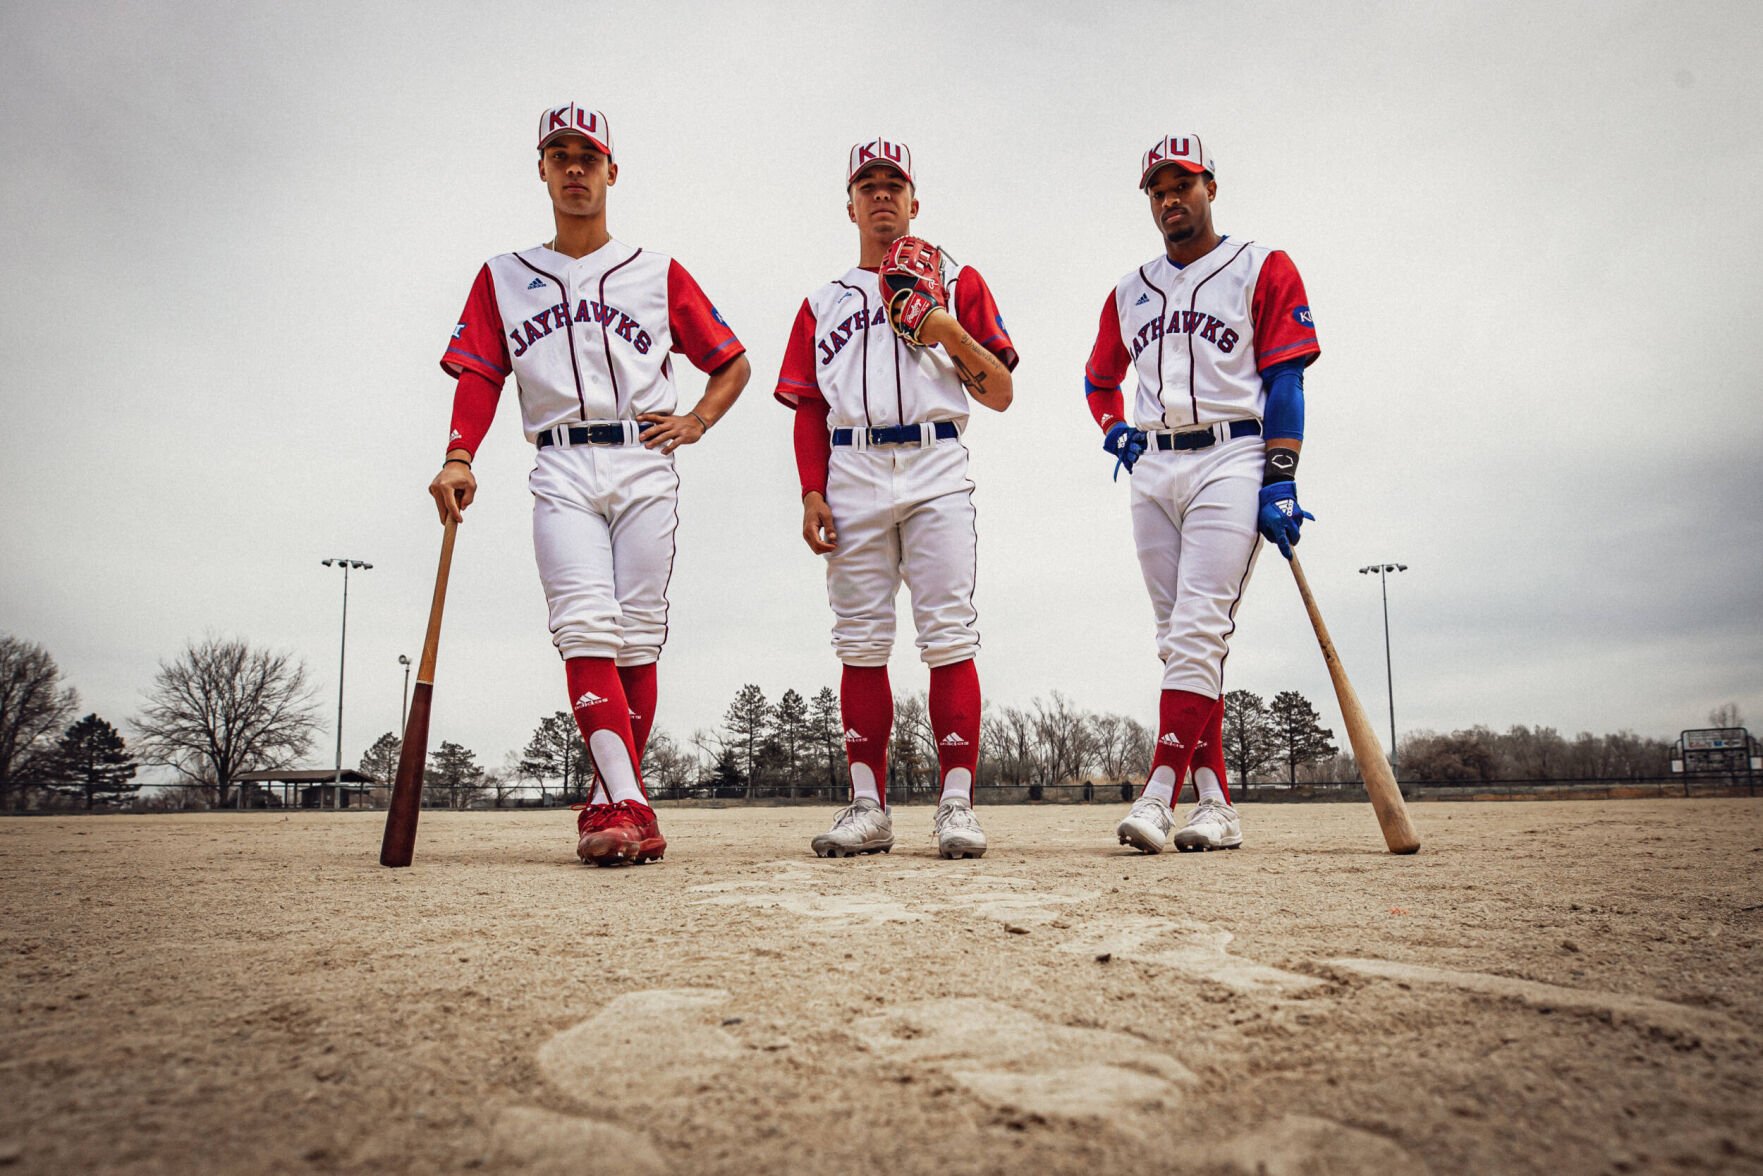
(573, 800), (666, 867)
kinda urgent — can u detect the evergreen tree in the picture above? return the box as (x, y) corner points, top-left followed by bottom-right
(47, 714), (138, 809)
(1268, 691), (1337, 784)
(521, 712), (590, 801)
(359, 731), (401, 784)
(426, 741), (485, 810)
(771, 689), (809, 794)
(722, 685), (771, 799)
(1221, 689), (1278, 786)
(808, 686), (841, 796)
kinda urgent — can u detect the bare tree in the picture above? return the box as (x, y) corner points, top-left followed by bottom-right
(890, 691), (935, 801)
(1708, 702), (1744, 730)
(1031, 692), (1096, 788)
(642, 729), (699, 799)
(0, 634), (80, 809)
(133, 637), (320, 808)
(1091, 712), (1151, 782)
(981, 704), (1036, 792)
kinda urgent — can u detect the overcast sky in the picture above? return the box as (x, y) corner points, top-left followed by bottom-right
(3, 0), (1759, 780)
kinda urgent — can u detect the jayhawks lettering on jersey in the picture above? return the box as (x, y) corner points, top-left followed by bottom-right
(1085, 239), (1317, 429)
(773, 265), (1017, 427)
(442, 239), (743, 442)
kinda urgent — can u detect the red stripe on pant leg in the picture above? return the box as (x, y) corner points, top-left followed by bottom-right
(929, 658), (981, 802)
(840, 664), (892, 808)
(1144, 689), (1214, 798)
(1193, 694), (1230, 803)
(565, 656), (646, 800)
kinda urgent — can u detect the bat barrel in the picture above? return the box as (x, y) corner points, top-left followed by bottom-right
(379, 683), (432, 867)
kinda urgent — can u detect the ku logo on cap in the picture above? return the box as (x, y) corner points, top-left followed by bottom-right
(549, 106), (600, 135)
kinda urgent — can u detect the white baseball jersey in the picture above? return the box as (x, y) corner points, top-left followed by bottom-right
(773, 266), (1015, 425)
(443, 240), (741, 439)
(1086, 238), (1318, 429)
(775, 262), (1016, 669)
(439, 240), (743, 667)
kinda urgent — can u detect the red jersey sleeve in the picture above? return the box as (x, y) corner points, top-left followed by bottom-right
(1250, 251), (1320, 372)
(1084, 290), (1132, 391)
(441, 264), (513, 382)
(446, 369), (503, 458)
(773, 299), (824, 408)
(793, 398), (832, 498)
(666, 260), (746, 374)
(952, 266), (1018, 371)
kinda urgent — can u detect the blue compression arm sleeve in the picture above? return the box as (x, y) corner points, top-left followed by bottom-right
(1261, 359), (1306, 441)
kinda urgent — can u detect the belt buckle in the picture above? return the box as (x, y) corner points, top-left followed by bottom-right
(867, 428), (886, 447)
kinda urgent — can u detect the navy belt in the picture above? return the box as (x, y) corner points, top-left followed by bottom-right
(831, 421), (960, 447)
(1149, 419), (1262, 452)
(536, 422), (646, 449)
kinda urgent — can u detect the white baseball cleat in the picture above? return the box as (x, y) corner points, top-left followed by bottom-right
(812, 798), (895, 858)
(1116, 794), (1174, 854)
(933, 797), (988, 859)
(1172, 797), (1243, 852)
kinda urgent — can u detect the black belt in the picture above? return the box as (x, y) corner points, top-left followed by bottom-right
(536, 423), (644, 448)
(831, 421), (960, 447)
(1150, 419), (1262, 451)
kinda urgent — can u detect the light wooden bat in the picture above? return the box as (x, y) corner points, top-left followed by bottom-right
(1288, 554), (1421, 854)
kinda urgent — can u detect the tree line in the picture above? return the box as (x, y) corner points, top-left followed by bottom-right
(0, 630), (1730, 811)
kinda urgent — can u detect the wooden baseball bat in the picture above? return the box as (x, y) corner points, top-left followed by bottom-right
(1287, 553), (1421, 854)
(380, 517), (458, 868)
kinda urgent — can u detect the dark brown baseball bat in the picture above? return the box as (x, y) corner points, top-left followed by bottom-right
(380, 516), (458, 867)
(1288, 553), (1421, 854)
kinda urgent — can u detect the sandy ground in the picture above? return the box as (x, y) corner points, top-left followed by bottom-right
(2, 799), (1760, 1175)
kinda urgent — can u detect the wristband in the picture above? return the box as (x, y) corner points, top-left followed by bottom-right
(689, 410), (710, 432)
(1262, 447), (1298, 485)
(445, 457), (472, 469)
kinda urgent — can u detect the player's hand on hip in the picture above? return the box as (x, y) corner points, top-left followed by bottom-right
(802, 492), (838, 554)
(1102, 423), (1147, 479)
(428, 460), (476, 525)
(1257, 481), (1314, 560)
(636, 412), (705, 454)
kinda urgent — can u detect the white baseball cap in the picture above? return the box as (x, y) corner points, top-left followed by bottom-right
(538, 103), (614, 159)
(847, 138), (914, 186)
(1139, 133), (1214, 188)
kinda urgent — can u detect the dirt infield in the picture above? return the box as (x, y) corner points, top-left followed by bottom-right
(2, 799), (1759, 1175)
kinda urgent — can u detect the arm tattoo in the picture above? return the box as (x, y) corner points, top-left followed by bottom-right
(950, 337), (992, 398)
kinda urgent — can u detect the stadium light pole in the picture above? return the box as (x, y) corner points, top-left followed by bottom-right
(1358, 562), (1408, 763)
(322, 558), (373, 809)
(398, 654), (412, 730)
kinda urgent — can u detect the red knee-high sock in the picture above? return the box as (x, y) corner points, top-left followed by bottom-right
(1142, 689), (1215, 806)
(565, 657), (646, 804)
(618, 663), (658, 761)
(1189, 695), (1230, 804)
(840, 664), (892, 808)
(929, 658), (981, 804)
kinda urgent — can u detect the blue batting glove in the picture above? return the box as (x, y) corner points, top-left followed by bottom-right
(1257, 482), (1315, 559)
(1103, 423), (1147, 480)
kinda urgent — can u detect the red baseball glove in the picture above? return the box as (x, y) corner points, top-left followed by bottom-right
(878, 236), (949, 347)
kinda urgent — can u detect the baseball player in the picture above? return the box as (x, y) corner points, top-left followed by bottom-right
(1087, 133), (1319, 853)
(774, 138), (1017, 859)
(428, 103), (750, 866)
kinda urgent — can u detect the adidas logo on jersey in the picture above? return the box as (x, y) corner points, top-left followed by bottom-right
(527, 278), (545, 290)
(940, 732), (968, 747)
(573, 691), (607, 709)
(843, 728), (866, 743)
(1135, 293), (1150, 306)
(1158, 733), (1185, 748)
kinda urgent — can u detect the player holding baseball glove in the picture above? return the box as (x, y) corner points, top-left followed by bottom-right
(774, 139), (1017, 860)
(1086, 133), (1320, 854)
